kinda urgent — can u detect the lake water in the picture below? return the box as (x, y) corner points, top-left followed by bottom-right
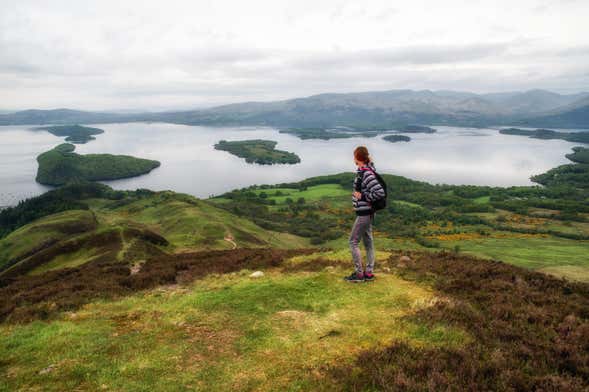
(0, 122), (584, 206)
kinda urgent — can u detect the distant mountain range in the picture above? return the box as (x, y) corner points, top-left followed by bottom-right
(1, 89), (588, 128)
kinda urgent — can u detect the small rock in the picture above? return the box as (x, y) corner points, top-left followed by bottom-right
(324, 266), (335, 271)
(39, 364), (56, 375)
(382, 267), (391, 273)
(130, 260), (145, 275)
(399, 255), (412, 263)
(250, 271), (264, 278)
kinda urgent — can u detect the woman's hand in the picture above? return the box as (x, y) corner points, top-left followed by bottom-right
(353, 191), (362, 199)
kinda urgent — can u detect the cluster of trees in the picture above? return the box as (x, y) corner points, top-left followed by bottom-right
(383, 135), (411, 143)
(36, 143), (161, 186)
(214, 139), (301, 164)
(531, 146), (589, 191)
(566, 146), (589, 164)
(500, 128), (589, 143)
(36, 124), (105, 144)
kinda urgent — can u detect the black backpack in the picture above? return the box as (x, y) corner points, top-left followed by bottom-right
(361, 168), (388, 211)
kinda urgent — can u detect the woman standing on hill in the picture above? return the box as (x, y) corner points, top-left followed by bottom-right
(344, 146), (386, 283)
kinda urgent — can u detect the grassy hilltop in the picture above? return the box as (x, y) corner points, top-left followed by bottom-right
(0, 147), (589, 390)
(36, 143), (161, 186)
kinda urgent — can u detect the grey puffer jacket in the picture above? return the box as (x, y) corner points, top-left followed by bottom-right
(352, 162), (386, 216)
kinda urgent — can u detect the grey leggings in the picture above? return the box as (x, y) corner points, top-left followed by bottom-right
(349, 215), (375, 274)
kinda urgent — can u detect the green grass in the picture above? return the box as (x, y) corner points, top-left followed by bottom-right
(440, 236), (589, 281)
(94, 192), (309, 251)
(3, 190), (310, 276)
(473, 196), (491, 204)
(28, 245), (109, 276)
(0, 210), (96, 271)
(0, 262), (467, 391)
(393, 200), (423, 208)
(251, 184), (349, 204)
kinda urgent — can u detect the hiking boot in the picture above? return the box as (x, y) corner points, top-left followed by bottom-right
(343, 271), (364, 283)
(364, 272), (375, 281)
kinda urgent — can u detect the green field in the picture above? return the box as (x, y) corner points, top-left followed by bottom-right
(251, 184), (350, 204)
(439, 236), (589, 280)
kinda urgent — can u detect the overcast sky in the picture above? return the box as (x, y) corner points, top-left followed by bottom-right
(1, 0), (588, 111)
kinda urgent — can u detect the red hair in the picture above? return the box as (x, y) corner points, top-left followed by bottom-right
(354, 146), (371, 163)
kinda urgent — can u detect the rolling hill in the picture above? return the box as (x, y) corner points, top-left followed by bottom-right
(519, 97), (589, 128)
(2, 89), (588, 128)
(0, 178), (588, 390)
(0, 183), (307, 283)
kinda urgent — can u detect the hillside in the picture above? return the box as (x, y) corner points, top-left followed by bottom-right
(0, 183), (307, 282)
(3, 89), (589, 128)
(0, 109), (133, 125)
(520, 102), (589, 128)
(36, 143), (161, 186)
(1, 248), (588, 390)
(0, 174), (588, 389)
(212, 161), (589, 282)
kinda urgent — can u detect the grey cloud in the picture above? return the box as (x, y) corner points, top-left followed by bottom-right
(0, 0), (588, 111)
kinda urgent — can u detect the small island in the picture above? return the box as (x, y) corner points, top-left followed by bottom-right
(36, 143), (161, 186)
(500, 128), (589, 143)
(397, 125), (436, 133)
(383, 135), (411, 143)
(214, 139), (301, 165)
(280, 125), (435, 140)
(279, 128), (381, 140)
(36, 124), (105, 144)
